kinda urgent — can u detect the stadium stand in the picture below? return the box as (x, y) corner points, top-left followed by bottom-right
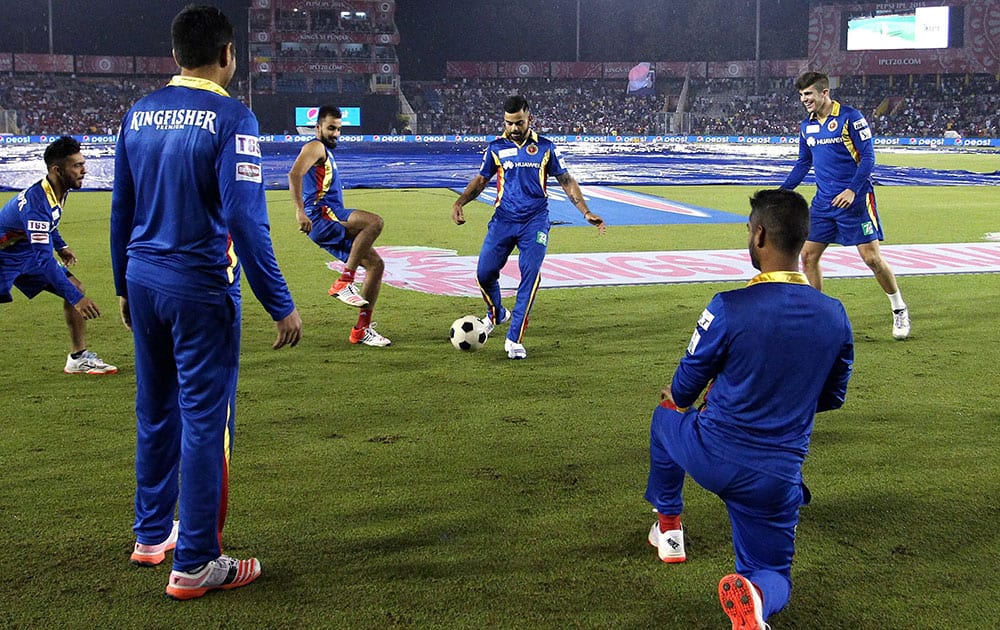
(1, 72), (995, 137)
(401, 74), (998, 137)
(0, 75), (159, 135)
(402, 77), (671, 135)
(0, 75), (249, 135)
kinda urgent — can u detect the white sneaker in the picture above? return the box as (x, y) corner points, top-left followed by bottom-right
(328, 280), (369, 308)
(892, 307), (910, 340)
(504, 338), (527, 360)
(483, 306), (511, 336)
(647, 522), (686, 563)
(719, 573), (770, 630)
(130, 519), (179, 567)
(64, 350), (118, 375)
(350, 324), (392, 347)
(166, 555), (262, 600)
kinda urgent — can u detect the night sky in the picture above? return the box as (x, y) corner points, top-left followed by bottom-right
(0, 1), (810, 80)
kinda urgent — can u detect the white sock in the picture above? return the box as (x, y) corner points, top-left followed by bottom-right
(887, 291), (906, 311)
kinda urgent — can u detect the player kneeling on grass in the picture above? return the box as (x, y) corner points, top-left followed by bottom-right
(288, 104), (391, 347)
(644, 189), (854, 629)
(0, 135), (116, 375)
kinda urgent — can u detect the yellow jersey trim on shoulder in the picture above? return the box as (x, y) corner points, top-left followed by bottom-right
(746, 271), (809, 286)
(168, 75), (230, 97)
(811, 100), (842, 123)
(41, 176), (64, 209)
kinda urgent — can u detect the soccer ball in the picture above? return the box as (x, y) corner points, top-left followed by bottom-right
(450, 315), (488, 351)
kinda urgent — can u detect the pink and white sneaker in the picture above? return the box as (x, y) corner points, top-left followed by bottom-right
(166, 555), (262, 600)
(130, 519), (179, 567)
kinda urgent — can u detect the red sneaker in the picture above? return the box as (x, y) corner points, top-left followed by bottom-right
(349, 325), (391, 347)
(718, 573), (769, 629)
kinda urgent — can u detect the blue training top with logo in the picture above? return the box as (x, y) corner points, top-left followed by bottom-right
(781, 100), (876, 215)
(478, 130), (568, 221)
(301, 143), (346, 220)
(671, 272), (854, 483)
(110, 76), (294, 320)
(0, 177), (81, 304)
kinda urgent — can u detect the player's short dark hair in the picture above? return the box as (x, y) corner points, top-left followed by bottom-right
(795, 71), (829, 92)
(171, 4), (234, 69)
(749, 189), (810, 255)
(318, 105), (342, 121)
(504, 95), (529, 115)
(44, 136), (81, 168)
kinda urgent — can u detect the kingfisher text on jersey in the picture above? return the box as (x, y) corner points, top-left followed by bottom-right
(128, 109), (218, 133)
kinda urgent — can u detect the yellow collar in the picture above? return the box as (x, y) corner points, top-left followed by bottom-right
(168, 75), (229, 97)
(41, 176), (64, 209)
(503, 129), (537, 148)
(746, 271), (809, 286)
(811, 100), (841, 123)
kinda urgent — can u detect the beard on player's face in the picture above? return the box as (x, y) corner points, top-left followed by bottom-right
(504, 113), (530, 141)
(56, 164), (84, 190)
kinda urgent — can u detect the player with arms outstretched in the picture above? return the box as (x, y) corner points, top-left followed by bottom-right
(781, 71), (910, 339)
(288, 104), (391, 347)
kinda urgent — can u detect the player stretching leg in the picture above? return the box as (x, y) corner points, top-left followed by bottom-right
(288, 105), (391, 347)
(781, 71), (909, 339)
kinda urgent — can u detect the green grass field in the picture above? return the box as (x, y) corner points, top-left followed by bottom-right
(1, 153), (998, 628)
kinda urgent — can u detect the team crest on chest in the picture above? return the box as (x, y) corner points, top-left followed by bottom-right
(526, 144), (538, 156)
(827, 119), (839, 132)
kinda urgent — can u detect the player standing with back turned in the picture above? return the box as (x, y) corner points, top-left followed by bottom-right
(781, 71), (910, 339)
(111, 4), (302, 600)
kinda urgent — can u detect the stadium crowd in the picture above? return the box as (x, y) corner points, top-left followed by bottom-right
(405, 74), (998, 138)
(1, 76), (159, 135)
(692, 73), (999, 138)
(403, 78), (669, 136)
(0, 75), (249, 135)
(1, 72), (996, 138)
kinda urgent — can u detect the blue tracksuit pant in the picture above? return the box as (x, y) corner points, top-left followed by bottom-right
(128, 281), (240, 572)
(645, 404), (810, 620)
(476, 212), (549, 343)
